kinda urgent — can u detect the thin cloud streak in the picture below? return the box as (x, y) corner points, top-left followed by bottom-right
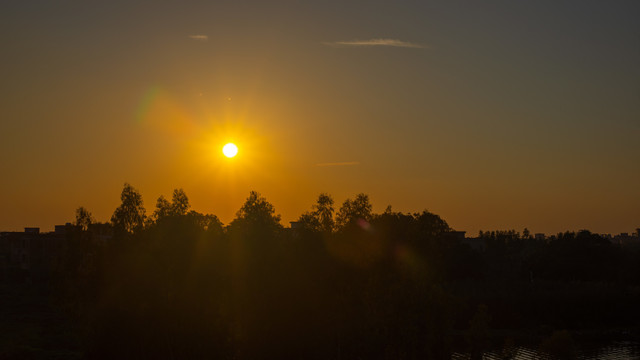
(315, 161), (360, 167)
(326, 38), (425, 48)
(189, 35), (208, 41)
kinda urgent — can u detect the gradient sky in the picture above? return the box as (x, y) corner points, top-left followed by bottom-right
(1, 1), (639, 235)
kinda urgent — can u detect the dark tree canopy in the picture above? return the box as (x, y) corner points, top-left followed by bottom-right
(152, 188), (191, 223)
(414, 210), (451, 238)
(196, 212), (224, 234)
(230, 191), (281, 230)
(170, 188), (190, 216)
(336, 193), (373, 229)
(298, 192), (335, 233)
(153, 195), (171, 222)
(21, 184), (640, 360)
(110, 183), (146, 234)
(75, 206), (95, 231)
(314, 193), (335, 232)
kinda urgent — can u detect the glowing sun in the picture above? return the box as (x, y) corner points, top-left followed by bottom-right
(222, 143), (238, 158)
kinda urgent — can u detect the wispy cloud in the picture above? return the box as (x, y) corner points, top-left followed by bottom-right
(315, 161), (360, 167)
(188, 35), (208, 41)
(325, 38), (425, 49)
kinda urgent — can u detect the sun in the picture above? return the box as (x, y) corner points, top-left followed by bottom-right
(222, 143), (238, 158)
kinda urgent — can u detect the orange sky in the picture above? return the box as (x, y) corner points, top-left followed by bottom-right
(1, 1), (639, 235)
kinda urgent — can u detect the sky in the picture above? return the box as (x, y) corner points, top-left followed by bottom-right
(1, 0), (639, 235)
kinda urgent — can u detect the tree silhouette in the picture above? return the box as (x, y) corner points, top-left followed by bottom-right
(110, 183), (146, 234)
(170, 188), (190, 216)
(336, 193), (372, 229)
(75, 206), (95, 231)
(151, 188), (191, 224)
(230, 191), (281, 231)
(414, 210), (451, 238)
(28, 182), (640, 359)
(298, 193), (335, 233)
(314, 193), (335, 232)
(152, 195), (171, 222)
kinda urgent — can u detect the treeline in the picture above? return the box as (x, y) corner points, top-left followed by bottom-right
(52, 184), (640, 359)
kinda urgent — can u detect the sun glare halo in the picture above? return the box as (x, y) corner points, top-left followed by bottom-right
(222, 143), (238, 158)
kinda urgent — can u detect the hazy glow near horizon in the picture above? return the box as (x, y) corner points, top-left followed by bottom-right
(223, 143), (238, 158)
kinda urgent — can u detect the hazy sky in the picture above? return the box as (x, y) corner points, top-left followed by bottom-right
(1, 1), (639, 235)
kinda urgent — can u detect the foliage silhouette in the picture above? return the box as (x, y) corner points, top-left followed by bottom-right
(229, 190), (282, 232)
(151, 195), (171, 222)
(298, 192), (335, 233)
(110, 183), (146, 234)
(8, 185), (640, 359)
(151, 188), (196, 224)
(74, 206), (94, 231)
(335, 193), (372, 230)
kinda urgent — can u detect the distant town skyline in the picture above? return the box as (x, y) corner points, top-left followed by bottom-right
(1, 1), (639, 235)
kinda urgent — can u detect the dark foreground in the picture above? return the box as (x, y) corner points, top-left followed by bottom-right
(2, 190), (640, 359)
